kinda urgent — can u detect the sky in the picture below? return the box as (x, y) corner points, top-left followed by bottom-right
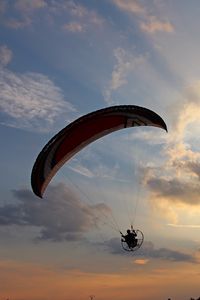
(0, 0), (200, 299)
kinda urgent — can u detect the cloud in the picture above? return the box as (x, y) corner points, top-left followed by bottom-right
(68, 159), (128, 182)
(2, 0), (46, 29)
(62, 22), (85, 33)
(66, 1), (87, 17)
(68, 164), (95, 178)
(2, 0), (103, 31)
(14, 0), (47, 12)
(0, 183), (111, 242)
(141, 81), (200, 222)
(112, 0), (145, 14)
(4, 17), (31, 29)
(133, 259), (149, 265)
(65, 1), (104, 25)
(50, 0), (89, 18)
(168, 223), (200, 229)
(140, 18), (174, 34)
(125, 127), (168, 145)
(164, 84), (200, 174)
(140, 241), (197, 263)
(1, 259), (200, 300)
(105, 238), (197, 263)
(0, 45), (13, 66)
(146, 177), (200, 206)
(112, 0), (174, 35)
(103, 237), (123, 254)
(186, 161), (200, 179)
(0, 67), (75, 132)
(61, 1), (104, 33)
(104, 47), (145, 104)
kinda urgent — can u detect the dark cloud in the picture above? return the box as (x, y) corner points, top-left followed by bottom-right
(104, 237), (123, 254)
(139, 241), (197, 263)
(104, 238), (197, 263)
(146, 177), (200, 205)
(171, 160), (200, 181)
(0, 183), (110, 242)
(186, 161), (200, 180)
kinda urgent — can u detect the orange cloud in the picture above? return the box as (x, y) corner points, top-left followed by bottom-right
(112, 0), (174, 35)
(134, 259), (149, 265)
(112, 0), (145, 14)
(140, 19), (174, 33)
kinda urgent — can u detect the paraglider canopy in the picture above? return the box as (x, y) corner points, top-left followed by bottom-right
(31, 105), (167, 198)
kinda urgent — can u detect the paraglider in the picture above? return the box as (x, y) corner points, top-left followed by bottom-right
(120, 227), (144, 252)
(31, 105), (167, 252)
